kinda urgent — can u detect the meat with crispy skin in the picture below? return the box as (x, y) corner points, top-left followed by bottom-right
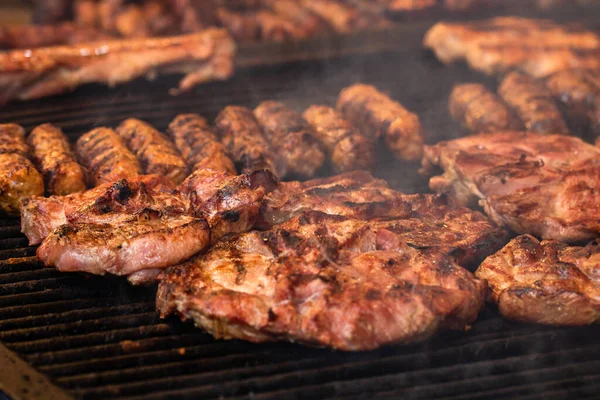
(254, 101), (325, 179)
(422, 131), (600, 242)
(337, 83), (424, 161)
(167, 114), (236, 174)
(476, 234), (600, 325)
(28, 123), (87, 196)
(76, 127), (142, 186)
(449, 83), (522, 133)
(116, 119), (188, 185)
(0, 29), (236, 104)
(498, 72), (569, 134)
(157, 211), (487, 350)
(303, 105), (375, 172)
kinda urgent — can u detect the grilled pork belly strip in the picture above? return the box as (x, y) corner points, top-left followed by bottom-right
(76, 127), (142, 186)
(0, 29), (236, 104)
(337, 84), (424, 161)
(28, 124), (86, 196)
(254, 101), (325, 179)
(498, 72), (569, 135)
(214, 105), (285, 177)
(167, 114), (236, 175)
(448, 83), (522, 133)
(422, 131), (600, 243)
(303, 105), (375, 173)
(157, 211), (487, 350)
(116, 119), (188, 185)
(477, 234), (600, 325)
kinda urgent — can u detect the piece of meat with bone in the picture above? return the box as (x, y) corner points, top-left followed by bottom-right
(303, 105), (375, 173)
(423, 17), (600, 78)
(421, 131), (600, 243)
(476, 234), (600, 325)
(76, 127), (142, 186)
(20, 175), (183, 245)
(254, 101), (325, 179)
(448, 83), (523, 133)
(157, 211), (487, 350)
(214, 105), (285, 177)
(0, 29), (236, 104)
(116, 119), (188, 185)
(28, 123), (87, 196)
(167, 114), (236, 174)
(337, 84), (424, 161)
(498, 72), (569, 135)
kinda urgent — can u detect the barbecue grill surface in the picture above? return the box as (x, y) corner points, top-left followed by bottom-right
(1, 5), (600, 399)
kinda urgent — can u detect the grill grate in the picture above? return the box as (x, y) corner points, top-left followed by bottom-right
(1, 9), (600, 399)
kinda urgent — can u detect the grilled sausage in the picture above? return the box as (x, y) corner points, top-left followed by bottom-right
(76, 127), (142, 186)
(337, 84), (424, 161)
(253, 101), (325, 179)
(0, 124), (44, 215)
(303, 105), (375, 172)
(214, 105), (285, 177)
(449, 83), (523, 133)
(167, 114), (236, 174)
(116, 118), (187, 185)
(28, 123), (86, 195)
(498, 71), (569, 134)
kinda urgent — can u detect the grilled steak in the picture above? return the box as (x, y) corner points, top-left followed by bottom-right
(449, 83), (522, 133)
(0, 29), (235, 104)
(254, 101), (325, 179)
(116, 119), (188, 185)
(422, 131), (600, 242)
(337, 84), (424, 161)
(424, 17), (600, 77)
(28, 123), (87, 196)
(76, 127), (142, 186)
(303, 105), (375, 173)
(476, 234), (600, 325)
(498, 72), (569, 134)
(157, 211), (487, 350)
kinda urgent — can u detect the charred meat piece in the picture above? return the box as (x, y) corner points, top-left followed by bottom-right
(214, 105), (284, 177)
(167, 114), (236, 174)
(449, 83), (522, 133)
(28, 123), (87, 196)
(76, 127), (142, 186)
(20, 175), (183, 245)
(498, 72), (569, 134)
(422, 131), (600, 243)
(0, 123), (29, 157)
(157, 211), (487, 350)
(38, 210), (210, 278)
(179, 168), (278, 241)
(337, 83), (424, 161)
(116, 119), (188, 185)
(0, 23), (111, 50)
(303, 105), (375, 173)
(476, 234), (600, 325)
(0, 29), (236, 104)
(254, 101), (325, 179)
(424, 17), (600, 77)
(300, 0), (366, 33)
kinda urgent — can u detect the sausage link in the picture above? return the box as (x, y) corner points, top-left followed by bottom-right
(0, 123), (29, 157)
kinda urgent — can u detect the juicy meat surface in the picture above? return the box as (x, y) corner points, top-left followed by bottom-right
(167, 114), (236, 174)
(303, 105), (375, 173)
(28, 123), (87, 196)
(337, 84), (424, 161)
(423, 17), (600, 77)
(498, 72), (569, 134)
(422, 131), (600, 242)
(157, 211), (487, 350)
(0, 123), (29, 157)
(476, 234), (600, 325)
(76, 127), (142, 186)
(448, 83), (522, 133)
(0, 29), (235, 104)
(254, 101), (325, 179)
